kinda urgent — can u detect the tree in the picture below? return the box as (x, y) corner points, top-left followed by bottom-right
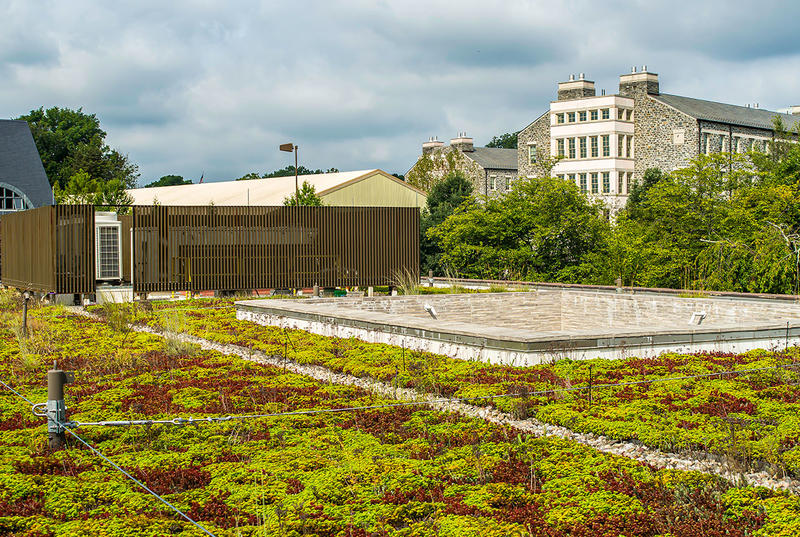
(419, 171), (473, 273)
(16, 106), (139, 190)
(145, 175), (191, 188)
(429, 175), (609, 281)
(235, 172), (263, 181)
(625, 167), (665, 220)
(486, 132), (518, 149)
(54, 170), (133, 212)
(283, 181), (324, 206)
(392, 173), (405, 182)
(238, 166), (340, 180)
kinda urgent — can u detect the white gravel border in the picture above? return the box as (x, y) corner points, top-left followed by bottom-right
(73, 307), (800, 493)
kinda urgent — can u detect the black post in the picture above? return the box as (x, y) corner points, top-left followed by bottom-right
(21, 291), (30, 336)
(47, 363), (74, 450)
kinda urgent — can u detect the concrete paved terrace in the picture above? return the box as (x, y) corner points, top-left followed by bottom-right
(235, 289), (800, 366)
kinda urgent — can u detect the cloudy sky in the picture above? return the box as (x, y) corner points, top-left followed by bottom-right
(3, 0), (800, 186)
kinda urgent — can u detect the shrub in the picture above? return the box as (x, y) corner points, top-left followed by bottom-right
(162, 312), (197, 357)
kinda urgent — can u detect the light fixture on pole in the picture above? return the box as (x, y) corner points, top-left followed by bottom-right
(279, 143), (299, 206)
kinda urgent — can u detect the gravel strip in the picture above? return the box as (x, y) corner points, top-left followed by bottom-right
(73, 308), (800, 493)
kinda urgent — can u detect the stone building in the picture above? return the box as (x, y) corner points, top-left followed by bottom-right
(518, 68), (800, 212)
(405, 133), (517, 197)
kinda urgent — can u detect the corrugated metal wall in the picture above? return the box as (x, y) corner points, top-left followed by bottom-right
(132, 205), (419, 293)
(0, 205), (95, 294)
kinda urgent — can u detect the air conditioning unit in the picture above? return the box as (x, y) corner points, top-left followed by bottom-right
(95, 212), (122, 281)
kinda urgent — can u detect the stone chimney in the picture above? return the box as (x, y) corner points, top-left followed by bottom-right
(450, 132), (474, 152)
(557, 73), (596, 101)
(790, 105), (800, 116)
(619, 65), (659, 97)
(422, 136), (444, 155)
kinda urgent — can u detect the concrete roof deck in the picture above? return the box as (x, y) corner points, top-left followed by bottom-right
(236, 289), (800, 354)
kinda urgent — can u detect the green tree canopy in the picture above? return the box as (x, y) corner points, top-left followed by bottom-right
(145, 175), (191, 188)
(420, 171), (473, 273)
(237, 166), (340, 180)
(16, 106), (139, 190)
(283, 180), (324, 206)
(486, 132), (518, 149)
(430, 176), (609, 281)
(54, 170), (132, 212)
(625, 167), (665, 220)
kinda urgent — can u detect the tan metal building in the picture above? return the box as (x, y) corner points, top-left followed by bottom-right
(127, 169), (427, 208)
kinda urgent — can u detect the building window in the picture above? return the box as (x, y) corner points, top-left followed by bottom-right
(618, 108), (625, 120)
(625, 172), (631, 194)
(590, 110), (598, 121)
(627, 136), (633, 158)
(591, 136), (598, 158)
(618, 135), (624, 157)
(702, 133), (709, 154)
(591, 173), (599, 194)
(556, 113), (565, 124)
(579, 111), (587, 122)
(602, 135), (610, 157)
(626, 109), (633, 121)
(528, 144), (538, 164)
(579, 137), (587, 159)
(567, 112), (576, 123)
(0, 186), (31, 213)
(557, 139), (565, 157)
(601, 108), (610, 120)
(734, 137), (741, 153)
(568, 173), (576, 186)
(602, 172), (610, 194)
(584, 174), (592, 194)
(568, 138), (576, 159)
(490, 176), (497, 191)
(617, 172), (623, 195)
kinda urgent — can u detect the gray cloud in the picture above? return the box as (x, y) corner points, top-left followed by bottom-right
(2, 0), (799, 185)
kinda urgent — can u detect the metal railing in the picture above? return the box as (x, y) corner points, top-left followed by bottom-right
(131, 205), (419, 293)
(0, 205), (95, 294)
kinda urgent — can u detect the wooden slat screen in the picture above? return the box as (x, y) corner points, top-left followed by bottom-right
(0, 205), (95, 294)
(131, 205), (419, 293)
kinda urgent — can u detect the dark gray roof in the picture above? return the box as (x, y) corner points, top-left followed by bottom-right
(466, 146), (518, 171)
(653, 93), (800, 131)
(0, 120), (53, 208)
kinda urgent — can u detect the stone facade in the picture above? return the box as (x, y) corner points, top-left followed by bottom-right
(517, 112), (550, 178)
(630, 91), (698, 176)
(406, 135), (517, 198)
(516, 68), (800, 214)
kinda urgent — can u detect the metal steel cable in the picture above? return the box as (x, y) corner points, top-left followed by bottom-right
(64, 361), (800, 428)
(0, 379), (35, 405)
(60, 424), (217, 537)
(4, 360), (799, 430)
(0, 381), (217, 537)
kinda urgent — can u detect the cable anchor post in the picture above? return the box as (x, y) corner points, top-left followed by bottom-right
(47, 361), (74, 450)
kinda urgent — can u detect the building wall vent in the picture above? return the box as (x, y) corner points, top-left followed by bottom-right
(95, 213), (122, 281)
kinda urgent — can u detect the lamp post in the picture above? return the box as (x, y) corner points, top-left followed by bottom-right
(279, 143), (299, 205)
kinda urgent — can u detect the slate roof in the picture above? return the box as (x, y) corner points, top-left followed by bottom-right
(653, 94), (800, 131)
(0, 120), (53, 208)
(466, 147), (518, 171)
